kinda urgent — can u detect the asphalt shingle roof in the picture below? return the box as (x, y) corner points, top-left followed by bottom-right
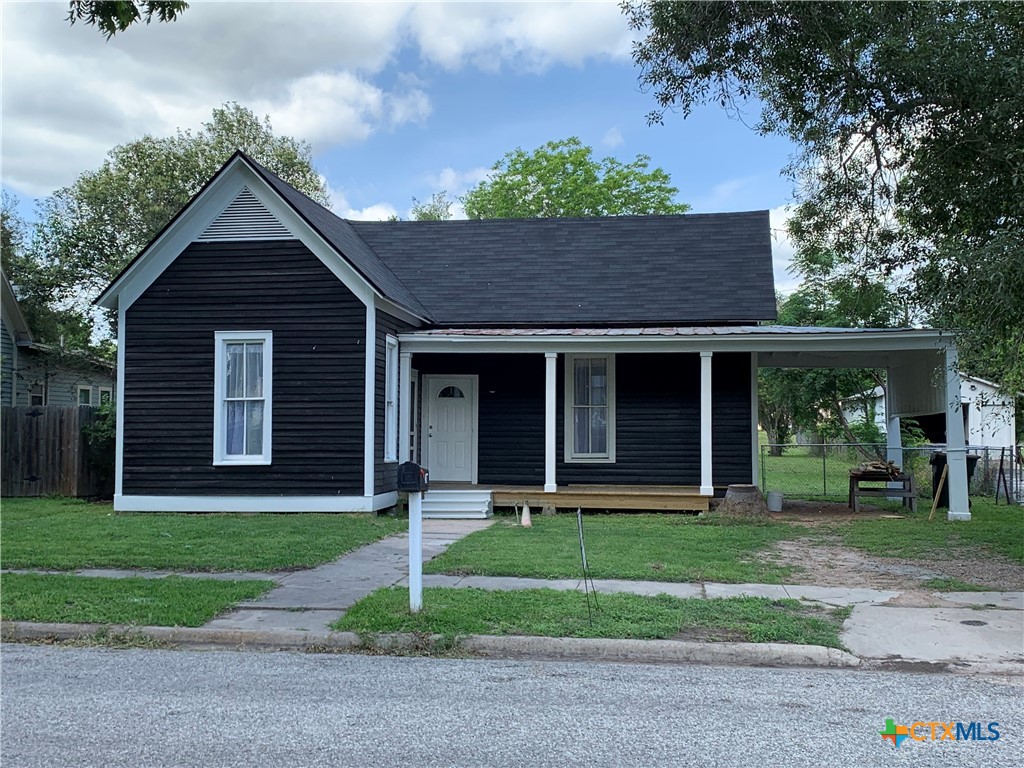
(247, 153), (776, 326)
(350, 213), (777, 326)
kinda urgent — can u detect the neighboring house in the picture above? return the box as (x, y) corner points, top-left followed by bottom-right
(1, 272), (115, 407)
(842, 377), (1018, 449)
(95, 151), (977, 520)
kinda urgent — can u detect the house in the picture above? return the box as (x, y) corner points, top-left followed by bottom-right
(95, 151), (976, 520)
(842, 377), (1019, 449)
(1, 271), (115, 408)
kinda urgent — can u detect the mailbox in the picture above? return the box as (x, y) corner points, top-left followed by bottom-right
(397, 461), (429, 492)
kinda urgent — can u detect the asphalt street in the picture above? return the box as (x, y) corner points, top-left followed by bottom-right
(1, 644), (1020, 768)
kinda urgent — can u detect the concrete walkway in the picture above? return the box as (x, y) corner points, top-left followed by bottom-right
(203, 518), (493, 633)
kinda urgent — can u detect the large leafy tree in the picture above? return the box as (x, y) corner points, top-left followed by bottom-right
(463, 137), (689, 218)
(32, 103), (328, 335)
(410, 191), (455, 221)
(67, 1), (188, 38)
(624, 1), (1024, 391)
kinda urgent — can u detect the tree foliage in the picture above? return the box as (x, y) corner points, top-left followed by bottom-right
(31, 103), (328, 336)
(624, 1), (1024, 390)
(463, 137), (689, 218)
(67, 1), (188, 39)
(410, 191), (455, 221)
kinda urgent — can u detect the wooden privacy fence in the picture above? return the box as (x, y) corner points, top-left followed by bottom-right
(1, 406), (110, 498)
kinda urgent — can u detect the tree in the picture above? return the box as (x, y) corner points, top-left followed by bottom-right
(32, 103), (328, 338)
(410, 191), (455, 221)
(462, 137), (689, 218)
(67, 1), (188, 39)
(624, 1), (1024, 391)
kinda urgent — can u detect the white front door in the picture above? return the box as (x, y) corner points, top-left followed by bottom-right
(424, 376), (476, 483)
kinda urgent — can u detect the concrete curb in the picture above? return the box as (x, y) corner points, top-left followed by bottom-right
(0, 621), (860, 669)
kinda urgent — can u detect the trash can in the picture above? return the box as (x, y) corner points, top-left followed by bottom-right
(929, 452), (981, 508)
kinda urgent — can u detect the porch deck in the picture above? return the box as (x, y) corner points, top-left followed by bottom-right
(429, 484), (709, 512)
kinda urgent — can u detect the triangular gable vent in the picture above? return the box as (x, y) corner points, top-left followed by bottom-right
(196, 187), (292, 241)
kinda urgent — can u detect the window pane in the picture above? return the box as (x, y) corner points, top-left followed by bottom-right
(438, 385), (464, 399)
(226, 401), (245, 455)
(79, 389), (92, 405)
(574, 359), (590, 405)
(591, 407), (607, 454)
(591, 358), (607, 406)
(99, 390), (112, 404)
(573, 407), (590, 454)
(226, 344), (244, 398)
(245, 343), (264, 397)
(245, 401), (264, 455)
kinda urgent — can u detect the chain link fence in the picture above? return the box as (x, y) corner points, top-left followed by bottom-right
(759, 443), (1023, 504)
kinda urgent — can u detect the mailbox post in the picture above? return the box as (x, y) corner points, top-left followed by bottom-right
(397, 462), (429, 613)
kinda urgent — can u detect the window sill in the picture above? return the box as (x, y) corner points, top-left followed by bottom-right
(564, 456), (616, 464)
(213, 458), (272, 467)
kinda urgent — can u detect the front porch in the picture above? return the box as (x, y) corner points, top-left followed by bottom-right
(397, 326), (973, 521)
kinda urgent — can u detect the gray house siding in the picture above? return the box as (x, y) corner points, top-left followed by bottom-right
(411, 352), (753, 488)
(1, 318), (13, 406)
(121, 240), (367, 497)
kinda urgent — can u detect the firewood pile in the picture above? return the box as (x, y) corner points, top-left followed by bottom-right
(852, 460), (903, 479)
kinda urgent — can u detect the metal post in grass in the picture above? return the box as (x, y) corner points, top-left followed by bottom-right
(822, 449), (828, 497)
(760, 444), (767, 490)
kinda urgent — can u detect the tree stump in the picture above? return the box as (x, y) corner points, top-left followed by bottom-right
(715, 484), (770, 518)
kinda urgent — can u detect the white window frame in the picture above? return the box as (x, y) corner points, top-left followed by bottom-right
(77, 386), (93, 406)
(29, 386), (46, 407)
(213, 330), (273, 466)
(384, 335), (398, 463)
(564, 353), (616, 463)
(98, 386), (113, 404)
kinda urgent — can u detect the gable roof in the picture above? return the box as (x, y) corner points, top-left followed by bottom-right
(350, 212), (776, 326)
(97, 151), (777, 326)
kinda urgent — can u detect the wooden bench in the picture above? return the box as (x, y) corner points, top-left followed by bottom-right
(848, 471), (917, 512)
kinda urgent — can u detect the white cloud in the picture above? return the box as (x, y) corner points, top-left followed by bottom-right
(769, 205), (804, 294)
(694, 177), (756, 212)
(429, 166), (491, 195)
(601, 127), (624, 148)
(323, 176), (397, 221)
(1, 1), (634, 198)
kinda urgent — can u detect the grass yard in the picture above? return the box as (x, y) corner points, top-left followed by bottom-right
(423, 514), (797, 584)
(0, 573), (274, 627)
(0, 497), (406, 572)
(334, 587), (849, 647)
(834, 498), (1024, 564)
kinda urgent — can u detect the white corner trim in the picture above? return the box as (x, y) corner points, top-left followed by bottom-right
(364, 303), (376, 497)
(399, 351), (412, 463)
(384, 334), (399, 463)
(114, 302), (126, 496)
(114, 492), (399, 513)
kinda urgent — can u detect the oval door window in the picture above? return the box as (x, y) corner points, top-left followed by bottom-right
(438, 385), (465, 399)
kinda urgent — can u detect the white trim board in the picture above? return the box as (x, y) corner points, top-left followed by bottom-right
(114, 492), (399, 513)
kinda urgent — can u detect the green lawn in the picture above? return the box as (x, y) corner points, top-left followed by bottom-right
(0, 497), (406, 572)
(834, 498), (1024, 564)
(423, 514), (797, 584)
(0, 573), (274, 626)
(334, 587), (848, 647)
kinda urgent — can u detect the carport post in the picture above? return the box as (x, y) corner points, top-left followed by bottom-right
(409, 491), (423, 612)
(885, 370), (903, 500)
(944, 344), (970, 521)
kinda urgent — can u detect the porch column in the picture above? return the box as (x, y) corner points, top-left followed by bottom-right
(399, 351), (412, 463)
(884, 369), (903, 499)
(944, 344), (970, 521)
(700, 351), (714, 496)
(544, 352), (558, 492)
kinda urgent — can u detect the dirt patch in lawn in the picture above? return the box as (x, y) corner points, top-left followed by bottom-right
(769, 498), (909, 524)
(765, 535), (1024, 592)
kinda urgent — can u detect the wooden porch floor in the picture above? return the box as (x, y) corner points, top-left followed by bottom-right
(429, 483), (709, 512)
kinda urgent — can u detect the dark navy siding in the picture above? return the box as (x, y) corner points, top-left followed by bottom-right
(374, 310), (417, 495)
(411, 352), (753, 487)
(122, 240), (367, 496)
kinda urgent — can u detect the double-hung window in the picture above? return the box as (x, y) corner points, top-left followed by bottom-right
(565, 354), (615, 462)
(384, 335), (398, 462)
(214, 331), (272, 465)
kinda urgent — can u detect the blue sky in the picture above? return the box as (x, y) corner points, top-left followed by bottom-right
(1, 1), (801, 290)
